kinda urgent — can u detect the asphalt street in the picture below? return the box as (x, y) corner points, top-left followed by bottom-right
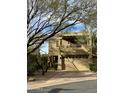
(28, 80), (97, 93)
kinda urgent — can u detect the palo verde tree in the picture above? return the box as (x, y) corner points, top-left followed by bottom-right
(27, 0), (97, 55)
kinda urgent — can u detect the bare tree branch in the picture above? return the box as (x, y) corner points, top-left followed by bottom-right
(27, 0), (97, 55)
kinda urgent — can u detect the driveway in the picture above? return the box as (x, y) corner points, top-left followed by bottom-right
(28, 80), (97, 93)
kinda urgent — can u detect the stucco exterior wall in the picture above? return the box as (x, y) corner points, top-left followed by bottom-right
(48, 32), (91, 71)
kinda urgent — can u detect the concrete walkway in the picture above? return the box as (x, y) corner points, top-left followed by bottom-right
(28, 71), (96, 90)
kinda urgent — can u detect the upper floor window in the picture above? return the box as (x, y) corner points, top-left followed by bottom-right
(56, 41), (59, 47)
(60, 39), (62, 46)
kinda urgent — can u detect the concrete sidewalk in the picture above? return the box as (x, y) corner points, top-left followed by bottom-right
(27, 71), (96, 90)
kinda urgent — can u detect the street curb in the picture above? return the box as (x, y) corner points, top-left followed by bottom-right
(28, 76), (96, 90)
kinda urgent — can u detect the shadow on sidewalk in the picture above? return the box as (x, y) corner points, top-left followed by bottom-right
(48, 88), (74, 93)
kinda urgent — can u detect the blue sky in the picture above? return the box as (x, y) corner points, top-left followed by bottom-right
(64, 23), (85, 32)
(40, 41), (48, 54)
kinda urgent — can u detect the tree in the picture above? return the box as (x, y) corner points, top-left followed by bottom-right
(79, 0), (97, 59)
(27, 0), (97, 55)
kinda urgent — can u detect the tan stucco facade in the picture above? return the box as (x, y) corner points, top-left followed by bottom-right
(48, 31), (91, 71)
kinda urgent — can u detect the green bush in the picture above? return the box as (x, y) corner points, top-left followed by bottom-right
(27, 54), (49, 76)
(27, 54), (39, 76)
(40, 54), (48, 68)
(89, 58), (97, 72)
(38, 54), (49, 73)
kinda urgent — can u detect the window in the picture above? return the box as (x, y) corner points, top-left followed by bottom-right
(60, 39), (62, 46)
(56, 41), (59, 47)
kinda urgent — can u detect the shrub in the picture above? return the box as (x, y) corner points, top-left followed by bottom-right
(27, 54), (39, 76)
(27, 54), (50, 76)
(89, 58), (97, 72)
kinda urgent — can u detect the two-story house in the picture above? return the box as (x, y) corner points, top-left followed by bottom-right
(48, 31), (91, 71)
